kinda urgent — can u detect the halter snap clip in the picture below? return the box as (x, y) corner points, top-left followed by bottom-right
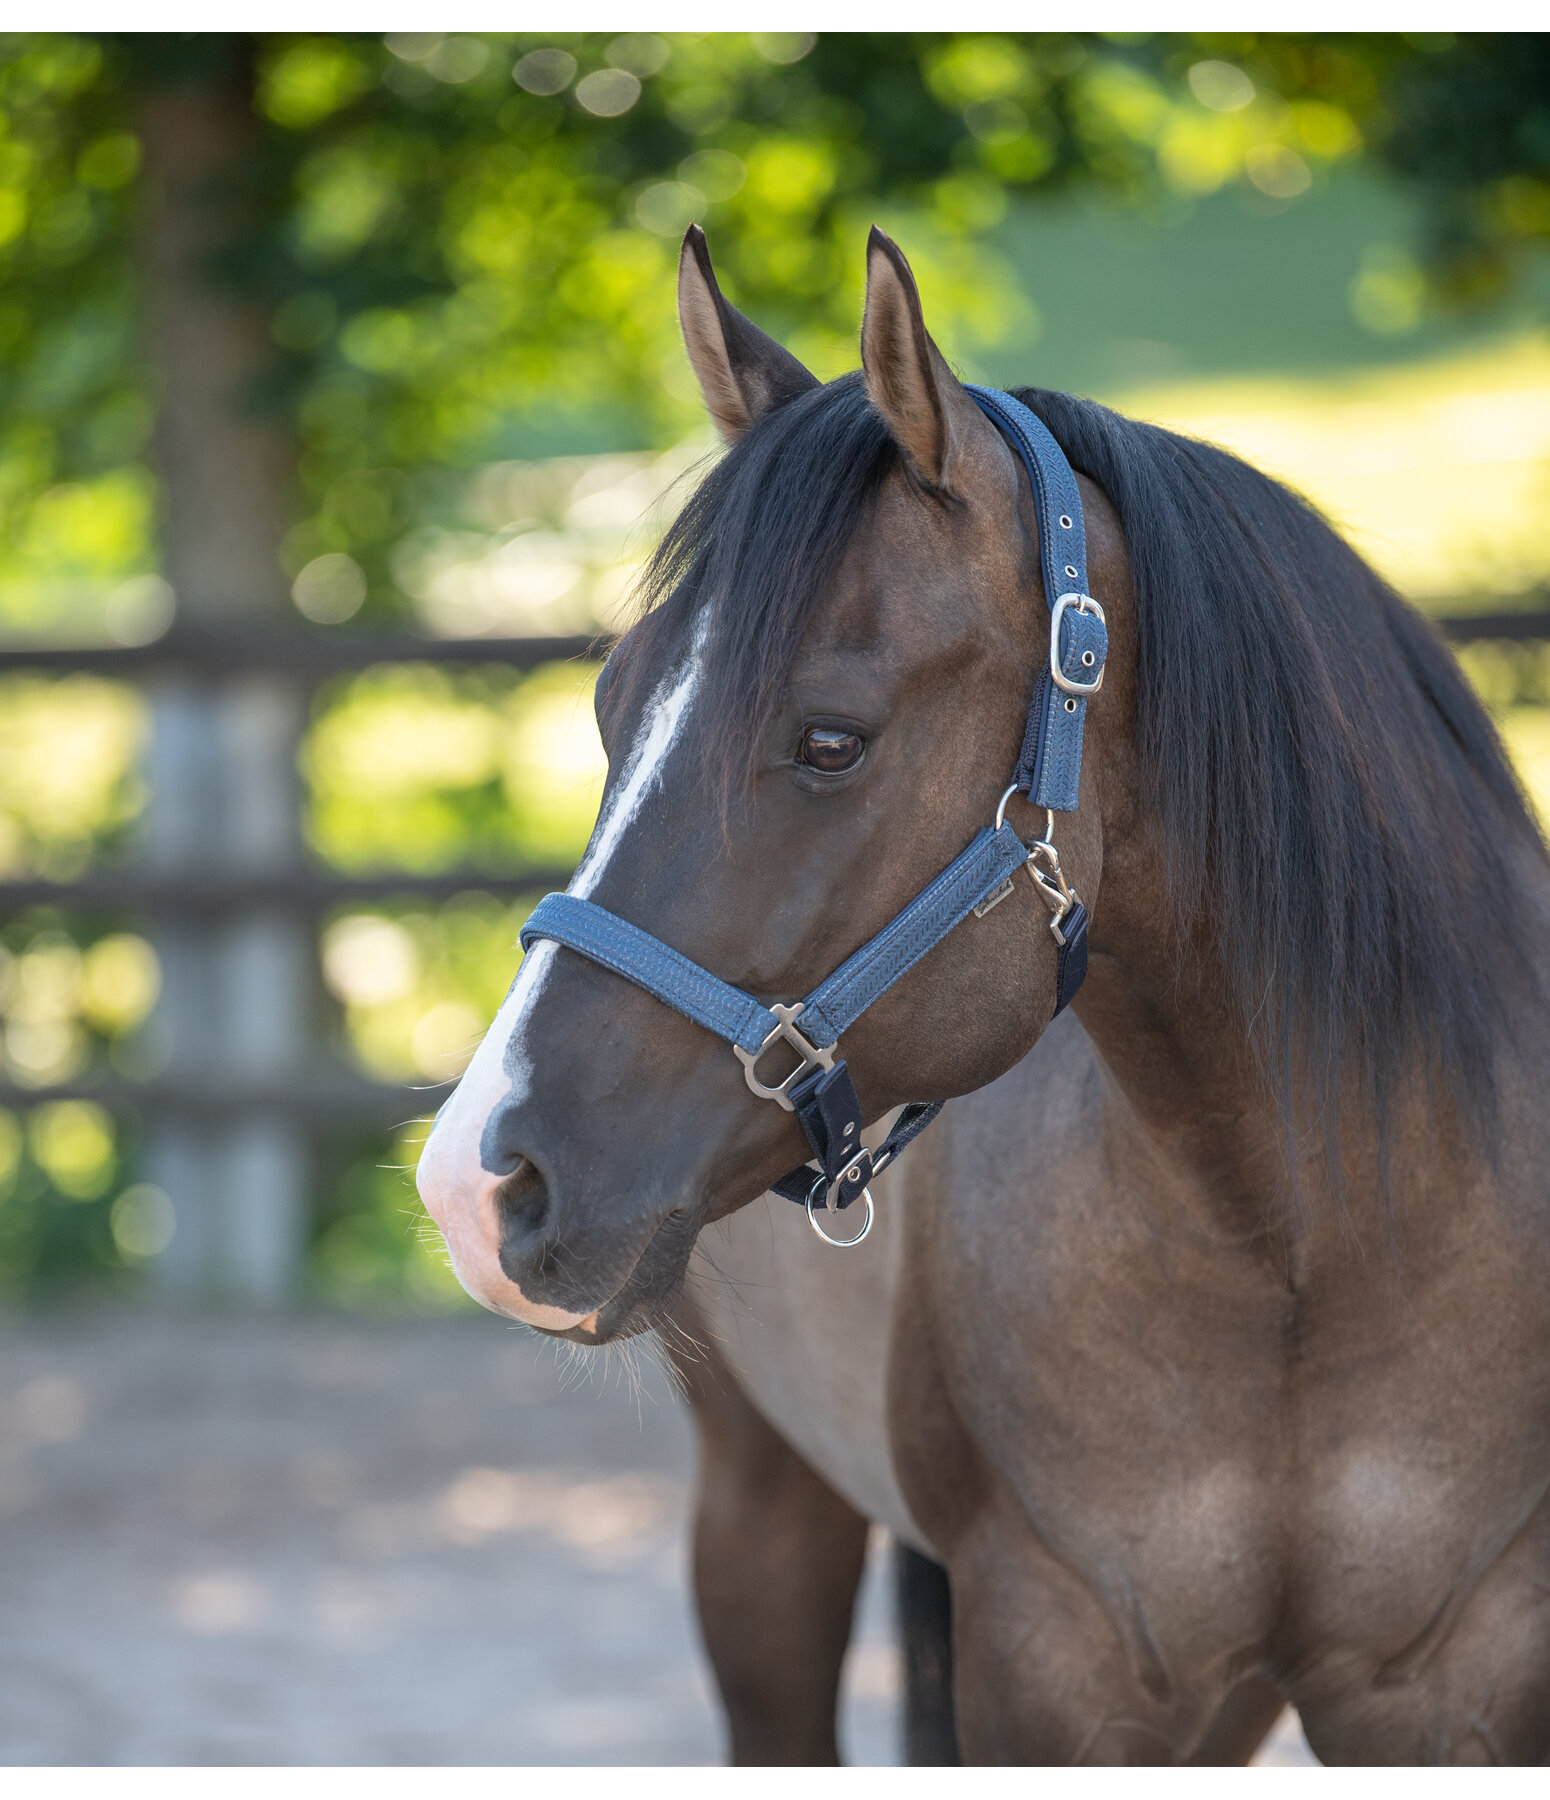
(995, 784), (1081, 943)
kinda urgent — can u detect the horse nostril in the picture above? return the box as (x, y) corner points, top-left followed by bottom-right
(496, 1157), (553, 1272)
(480, 1098), (530, 1177)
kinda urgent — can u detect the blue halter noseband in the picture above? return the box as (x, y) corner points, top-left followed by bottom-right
(518, 388), (1107, 1246)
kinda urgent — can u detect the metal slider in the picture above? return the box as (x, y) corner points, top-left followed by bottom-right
(732, 1002), (834, 1112)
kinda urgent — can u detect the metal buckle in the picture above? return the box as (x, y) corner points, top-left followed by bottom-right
(804, 1163), (875, 1248)
(1050, 592), (1106, 697)
(733, 1002), (834, 1112)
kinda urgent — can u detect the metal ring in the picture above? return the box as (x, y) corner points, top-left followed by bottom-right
(994, 783), (1021, 830)
(806, 1184), (874, 1248)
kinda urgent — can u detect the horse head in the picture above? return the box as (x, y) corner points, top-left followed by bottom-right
(416, 226), (1134, 1342)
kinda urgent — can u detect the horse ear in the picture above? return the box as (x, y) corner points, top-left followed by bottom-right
(861, 226), (983, 495)
(678, 225), (819, 443)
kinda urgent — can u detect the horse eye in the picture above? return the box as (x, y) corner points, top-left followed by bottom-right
(799, 727), (865, 774)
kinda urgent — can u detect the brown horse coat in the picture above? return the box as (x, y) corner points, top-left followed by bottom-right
(419, 227), (1550, 1763)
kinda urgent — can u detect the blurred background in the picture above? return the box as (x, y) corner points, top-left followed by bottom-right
(0, 29), (1546, 1765)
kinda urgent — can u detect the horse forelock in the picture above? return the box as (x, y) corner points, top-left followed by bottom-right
(625, 370), (900, 797)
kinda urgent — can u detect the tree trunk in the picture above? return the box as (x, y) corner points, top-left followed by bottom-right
(137, 36), (292, 624)
(134, 38), (310, 1302)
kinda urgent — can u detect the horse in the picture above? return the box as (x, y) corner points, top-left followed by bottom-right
(416, 223), (1550, 1765)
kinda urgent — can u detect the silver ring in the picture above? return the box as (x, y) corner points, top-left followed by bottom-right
(806, 1184), (874, 1248)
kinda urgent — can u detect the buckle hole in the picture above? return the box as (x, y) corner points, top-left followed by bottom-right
(1064, 697), (1078, 713)
(1059, 515), (1072, 529)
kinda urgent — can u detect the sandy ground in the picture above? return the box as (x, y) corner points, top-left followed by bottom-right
(0, 1306), (1313, 1767)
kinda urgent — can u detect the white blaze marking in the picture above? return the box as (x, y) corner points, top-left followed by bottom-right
(573, 615), (709, 903)
(416, 616), (708, 1304)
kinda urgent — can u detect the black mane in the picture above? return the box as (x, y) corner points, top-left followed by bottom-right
(633, 371), (1544, 1157)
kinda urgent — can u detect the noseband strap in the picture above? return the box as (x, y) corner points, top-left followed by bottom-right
(518, 388), (1105, 1237)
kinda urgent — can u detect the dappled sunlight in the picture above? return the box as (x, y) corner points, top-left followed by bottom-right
(319, 896), (534, 1086)
(1111, 335), (1550, 603)
(1499, 710), (1550, 831)
(0, 914), (164, 1293)
(0, 675), (146, 878)
(3, 1373), (89, 1446)
(333, 1462), (681, 1571)
(304, 660), (606, 874)
(0, 36), (1543, 1765)
(0, 1313), (730, 1762)
(170, 1570), (271, 1636)
(398, 439), (709, 639)
(0, 923), (159, 1088)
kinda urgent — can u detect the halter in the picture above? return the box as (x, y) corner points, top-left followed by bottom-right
(518, 388), (1107, 1247)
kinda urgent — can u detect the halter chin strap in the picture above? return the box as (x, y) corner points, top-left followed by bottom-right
(517, 388), (1106, 1244)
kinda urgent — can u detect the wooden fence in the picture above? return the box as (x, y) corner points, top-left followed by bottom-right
(0, 603), (1542, 1297)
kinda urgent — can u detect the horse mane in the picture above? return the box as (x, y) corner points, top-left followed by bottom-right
(628, 370), (1544, 1160)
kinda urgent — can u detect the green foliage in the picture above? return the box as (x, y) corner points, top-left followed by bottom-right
(1, 32), (1546, 1305)
(0, 1097), (142, 1299)
(0, 37), (152, 632)
(0, 674), (146, 877)
(319, 890), (540, 1086)
(0, 907), (162, 1296)
(0, 911), (161, 1091)
(0, 32), (1545, 634)
(309, 1121), (474, 1312)
(302, 658), (604, 873)
(1377, 35), (1550, 303)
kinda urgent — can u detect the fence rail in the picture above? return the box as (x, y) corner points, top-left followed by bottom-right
(0, 627), (606, 679)
(0, 865), (573, 916)
(1, 602), (1546, 1296)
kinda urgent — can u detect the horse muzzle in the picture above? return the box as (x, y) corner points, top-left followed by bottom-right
(418, 1122), (695, 1342)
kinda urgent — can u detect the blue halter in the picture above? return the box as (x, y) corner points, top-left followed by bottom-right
(518, 388), (1107, 1245)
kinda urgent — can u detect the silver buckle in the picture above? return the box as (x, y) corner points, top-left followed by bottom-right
(1050, 592), (1105, 697)
(733, 1002), (834, 1112)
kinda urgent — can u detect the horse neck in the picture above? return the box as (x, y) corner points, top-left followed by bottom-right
(1068, 825), (1521, 1264)
(1075, 869), (1295, 1234)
